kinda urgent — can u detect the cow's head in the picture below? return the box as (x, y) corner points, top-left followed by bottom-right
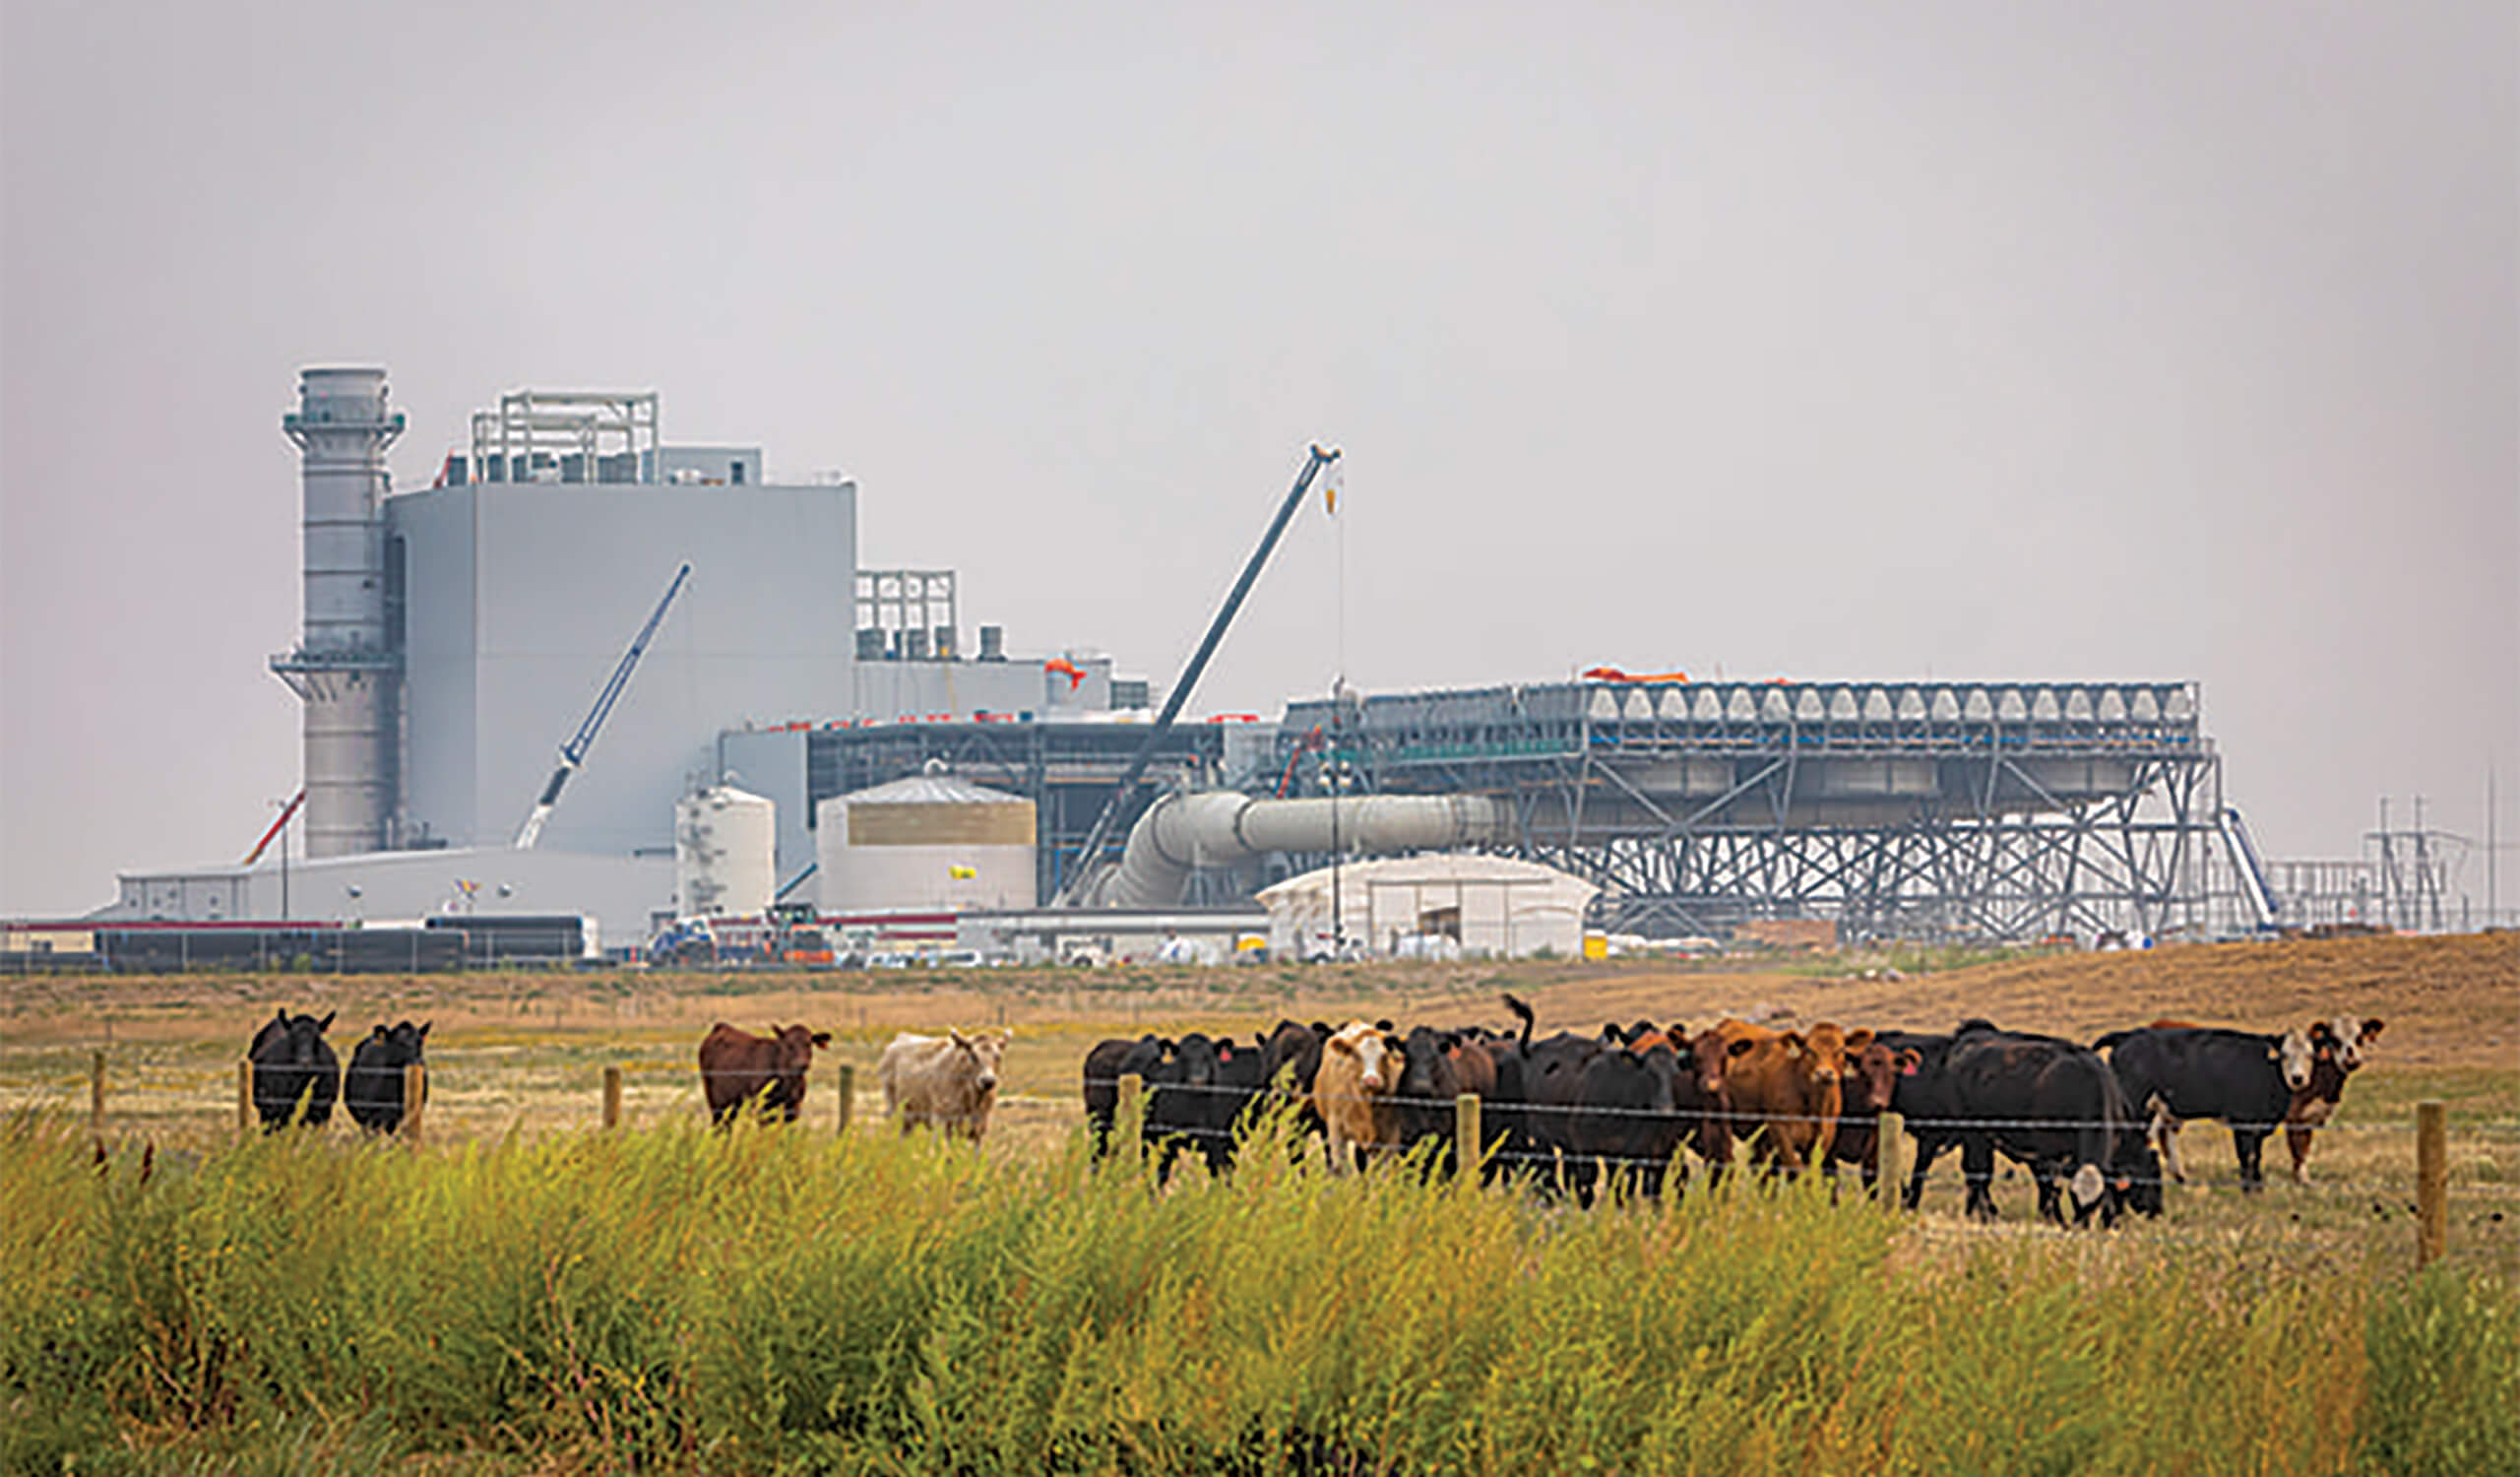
(1396, 1028), (1459, 1101)
(2112, 1136), (2165, 1219)
(1683, 1027), (1731, 1100)
(1328, 1021), (1396, 1092)
(771, 1023), (833, 1074)
(2274, 1029), (2315, 1091)
(1842, 1033), (1899, 1113)
(272, 1010), (336, 1065)
(2334, 1016), (2385, 1070)
(1801, 1023), (1850, 1091)
(948, 1027), (1007, 1094)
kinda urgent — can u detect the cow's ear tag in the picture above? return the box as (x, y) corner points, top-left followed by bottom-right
(1900, 1062), (1918, 1075)
(2265, 1048), (2278, 1061)
(1218, 1044), (1232, 1061)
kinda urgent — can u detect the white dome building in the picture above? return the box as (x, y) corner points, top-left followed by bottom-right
(1255, 854), (1598, 961)
(816, 766), (1036, 913)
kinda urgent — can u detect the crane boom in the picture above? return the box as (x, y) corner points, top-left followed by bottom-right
(515, 561), (692, 850)
(1054, 444), (1340, 903)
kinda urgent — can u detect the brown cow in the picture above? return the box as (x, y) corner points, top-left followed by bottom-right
(699, 1022), (831, 1125)
(1714, 1018), (1859, 1175)
(1823, 1035), (1913, 1187)
(1311, 1020), (1403, 1173)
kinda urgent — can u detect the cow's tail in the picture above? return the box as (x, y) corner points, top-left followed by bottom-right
(2092, 1029), (2133, 1055)
(1502, 994), (1535, 1053)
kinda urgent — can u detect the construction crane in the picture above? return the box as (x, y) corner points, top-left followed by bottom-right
(1054, 444), (1341, 904)
(514, 562), (692, 850)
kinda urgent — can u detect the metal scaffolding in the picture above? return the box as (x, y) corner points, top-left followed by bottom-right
(1274, 678), (2233, 942)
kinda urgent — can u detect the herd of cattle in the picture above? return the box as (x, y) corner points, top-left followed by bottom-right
(1081, 998), (2387, 1227)
(239, 999), (2385, 1229)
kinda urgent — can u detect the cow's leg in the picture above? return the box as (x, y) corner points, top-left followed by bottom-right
(1903, 1136), (1945, 1211)
(2285, 1124), (2314, 1184)
(1961, 1134), (1998, 1221)
(2233, 1125), (2269, 1191)
(2031, 1165), (2065, 1226)
(2147, 1097), (2186, 1185)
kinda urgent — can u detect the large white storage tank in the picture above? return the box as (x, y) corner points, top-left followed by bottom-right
(675, 784), (777, 917)
(817, 765), (1036, 912)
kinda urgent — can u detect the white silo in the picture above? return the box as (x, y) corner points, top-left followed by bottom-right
(675, 784), (777, 918)
(817, 764), (1036, 913)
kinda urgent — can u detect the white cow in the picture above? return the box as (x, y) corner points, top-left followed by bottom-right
(878, 1029), (1010, 1142)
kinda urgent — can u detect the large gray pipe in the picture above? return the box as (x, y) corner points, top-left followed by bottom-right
(1087, 791), (1508, 909)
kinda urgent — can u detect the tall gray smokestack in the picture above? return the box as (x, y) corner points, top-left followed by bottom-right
(273, 366), (405, 859)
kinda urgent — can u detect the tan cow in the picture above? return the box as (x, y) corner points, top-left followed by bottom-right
(878, 1028), (1010, 1142)
(1714, 1017), (1870, 1175)
(1310, 1020), (1404, 1173)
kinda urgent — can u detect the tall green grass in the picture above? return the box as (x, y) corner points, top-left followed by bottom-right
(4, 1113), (2512, 1476)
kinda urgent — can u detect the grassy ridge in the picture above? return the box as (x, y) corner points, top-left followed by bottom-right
(4, 1117), (2514, 1476)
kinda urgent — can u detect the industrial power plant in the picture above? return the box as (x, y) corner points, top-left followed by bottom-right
(18, 364), (2298, 968)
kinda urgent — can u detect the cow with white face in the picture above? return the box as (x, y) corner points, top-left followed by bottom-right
(1310, 1020), (1404, 1173)
(2094, 1024), (2320, 1192)
(2276, 1028), (2317, 1092)
(2283, 1016), (2386, 1182)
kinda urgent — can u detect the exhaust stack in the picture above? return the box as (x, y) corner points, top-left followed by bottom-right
(272, 367), (406, 859)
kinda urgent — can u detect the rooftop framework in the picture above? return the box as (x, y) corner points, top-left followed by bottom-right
(468, 390), (661, 483)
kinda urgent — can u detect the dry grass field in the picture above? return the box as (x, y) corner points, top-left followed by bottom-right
(4, 931), (2514, 1266)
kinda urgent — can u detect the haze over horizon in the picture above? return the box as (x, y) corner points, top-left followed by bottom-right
(4, 1), (2513, 919)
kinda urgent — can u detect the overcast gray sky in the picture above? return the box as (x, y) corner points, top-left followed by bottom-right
(4, 1), (2514, 918)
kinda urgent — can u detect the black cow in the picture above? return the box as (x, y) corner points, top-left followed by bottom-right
(248, 1009), (341, 1129)
(1155, 1032), (1272, 1175)
(345, 1019), (430, 1132)
(2094, 1025), (2312, 1191)
(1257, 1019), (1333, 1134)
(1388, 1027), (1475, 1175)
(1082, 1035), (1169, 1158)
(1944, 1022), (2160, 1227)
(1873, 1028), (1965, 1211)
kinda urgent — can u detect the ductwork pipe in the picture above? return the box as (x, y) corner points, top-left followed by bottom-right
(1087, 791), (1508, 909)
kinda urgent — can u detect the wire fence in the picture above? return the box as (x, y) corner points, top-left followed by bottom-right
(16, 1053), (2518, 1232)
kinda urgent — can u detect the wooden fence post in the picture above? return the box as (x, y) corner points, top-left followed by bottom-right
(1117, 1072), (1145, 1168)
(2417, 1100), (2447, 1269)
(1874, 1111), (1906, 1205)
(835, 1063), (855, 1135)
(602, 1065), (623, 1129)
(1454, 1093), (1481, 1181)
(402, 1062), (426, 1146)
(237, 1060), (254, 1135)
(90, 1049), (106, 1132)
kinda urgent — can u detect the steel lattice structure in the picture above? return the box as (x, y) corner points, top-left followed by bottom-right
(1276, 679), (2237, 941)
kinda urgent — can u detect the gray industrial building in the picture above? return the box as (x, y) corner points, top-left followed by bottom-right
(99, 370), (1130, 941)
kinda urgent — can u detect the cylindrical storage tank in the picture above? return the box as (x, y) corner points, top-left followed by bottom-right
(818, 769), (1036, 913)
(675, 785), (777, 918)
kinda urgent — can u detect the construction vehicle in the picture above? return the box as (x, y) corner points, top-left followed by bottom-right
(515, 562), (691, 849)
